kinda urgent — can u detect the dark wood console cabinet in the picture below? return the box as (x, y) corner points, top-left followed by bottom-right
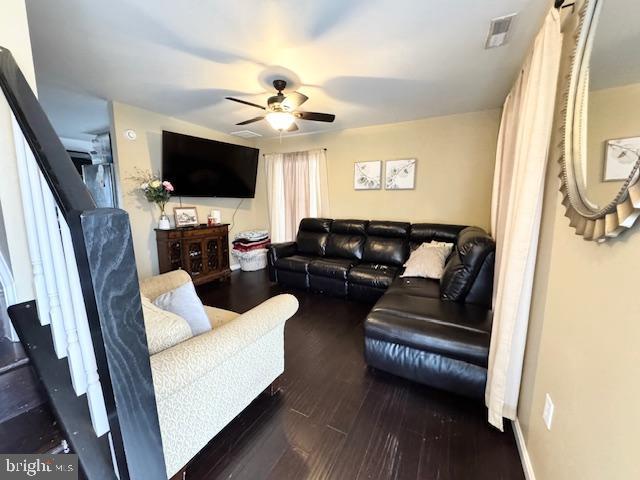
(155, 224), (231, 285)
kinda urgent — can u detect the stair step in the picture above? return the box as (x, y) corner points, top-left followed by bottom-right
(0, 337), (29, 375)
(0, 362), (46, 424)
(0, 404), (63, 453)
(10, 303), (116, 479)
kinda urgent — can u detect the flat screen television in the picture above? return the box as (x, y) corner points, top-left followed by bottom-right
(162, 130), (259, 198)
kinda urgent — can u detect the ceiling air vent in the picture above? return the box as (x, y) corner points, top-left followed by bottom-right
(485, 13), (517, 49)
(230, 130), (262, 139)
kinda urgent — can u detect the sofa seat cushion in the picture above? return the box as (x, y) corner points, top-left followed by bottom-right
(308, 258), (356, 280)
(275, 254), (315, 273)
(366, 294), (492, 366)
(386, 277), (441, 298)
(204, 306), (239, 328)
(347, 263), (399, 289)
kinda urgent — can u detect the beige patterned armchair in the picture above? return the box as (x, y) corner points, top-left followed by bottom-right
(140, 270), (298, 477)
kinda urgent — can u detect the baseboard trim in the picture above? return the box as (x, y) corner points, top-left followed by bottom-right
(512, 418), (536, 480)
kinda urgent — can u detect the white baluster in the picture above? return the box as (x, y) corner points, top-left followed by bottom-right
(11, 117), (50, 325)
(23, 148), (67, 359)
(41, 181), (87, 395)
(58, 212), (110, 436)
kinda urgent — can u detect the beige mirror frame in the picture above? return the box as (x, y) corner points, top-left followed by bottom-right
(558, 0), (640, 241)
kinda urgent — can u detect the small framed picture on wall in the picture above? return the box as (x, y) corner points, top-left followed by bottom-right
(354, 160), (382, 190)
(174, 207), (199, 227)
(385, 158), (416, 190)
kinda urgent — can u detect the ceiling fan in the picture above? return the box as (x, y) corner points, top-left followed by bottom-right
(226, 79), (335, 132)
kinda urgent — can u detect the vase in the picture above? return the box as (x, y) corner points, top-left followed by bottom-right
(158, 212), (171, 230)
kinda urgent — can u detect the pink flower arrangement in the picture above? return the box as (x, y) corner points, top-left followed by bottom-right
(131, 170), (174, 213)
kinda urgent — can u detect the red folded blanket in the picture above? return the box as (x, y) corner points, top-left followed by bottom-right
(232, 240), (271, 252)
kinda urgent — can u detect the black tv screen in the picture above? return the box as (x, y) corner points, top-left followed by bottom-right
(162, 131), (259, 198)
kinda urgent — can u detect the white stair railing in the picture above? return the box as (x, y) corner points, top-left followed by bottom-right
(11, 115), (109, 437)
(58, 212), (109, 436)
(13, 118), (50, 326)
(41, 181), (86, 395)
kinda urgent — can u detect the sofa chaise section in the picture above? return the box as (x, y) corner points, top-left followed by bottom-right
(268, 218), (495, 399)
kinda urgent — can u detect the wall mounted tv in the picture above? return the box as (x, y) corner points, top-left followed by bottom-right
(162, 130), (259, 198)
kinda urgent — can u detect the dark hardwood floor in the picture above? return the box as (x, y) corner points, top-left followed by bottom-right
(193, 270), (524, 480)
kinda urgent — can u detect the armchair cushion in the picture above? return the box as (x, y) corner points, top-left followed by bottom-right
(153, 281), (211, 335)
(141, 296), (193, 355)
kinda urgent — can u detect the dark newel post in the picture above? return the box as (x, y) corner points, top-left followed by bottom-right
(80, 208), (167, 480)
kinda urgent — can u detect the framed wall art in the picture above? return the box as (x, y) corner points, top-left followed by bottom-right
(385, 158), (416, 190)
(354, 160), (382, 190)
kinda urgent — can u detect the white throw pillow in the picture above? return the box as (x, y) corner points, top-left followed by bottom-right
(141, 296), (193, 355)
(401, 241), (454, 280)
(153, 281), (212, 335)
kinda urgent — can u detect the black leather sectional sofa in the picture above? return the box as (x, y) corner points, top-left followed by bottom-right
(267, 218), (496, 398)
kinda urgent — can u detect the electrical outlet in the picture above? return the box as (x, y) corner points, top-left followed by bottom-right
(543, 393), (554, 430)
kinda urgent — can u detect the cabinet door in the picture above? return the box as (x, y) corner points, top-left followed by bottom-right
(169, 240), (182, 270)
(220, 235), (229, 269)
(206, 237), (220, 273)
(184, 239), (205, 278)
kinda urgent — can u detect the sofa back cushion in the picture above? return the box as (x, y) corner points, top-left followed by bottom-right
(367, 221), (410, 238)
(326, 235), (365, 260)
(410, 223), (467, 249)
(440, 227), (495, 306)
(331, 219), (369, 235)
(325, 220), (368, 260)
(363, 221), (410, 266)
(297, 218), (332, 256)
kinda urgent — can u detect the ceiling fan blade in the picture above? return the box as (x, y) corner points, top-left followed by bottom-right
(225, 97), (266, 110)
(287, 122), (299, 132)
(295, 111), (336, 122)
(236, 116), (265, 125)
(282, 92), (309, 110)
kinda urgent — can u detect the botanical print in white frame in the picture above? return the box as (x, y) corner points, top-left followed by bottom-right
(604, 136), (640, 181)
(385, 159), (416, 190)
(354, 160), (382, 190)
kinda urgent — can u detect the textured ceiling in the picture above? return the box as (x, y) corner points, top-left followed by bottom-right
(25, 0), (549, 140)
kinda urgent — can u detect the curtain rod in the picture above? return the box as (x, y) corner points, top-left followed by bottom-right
(262, 148), (327, 157)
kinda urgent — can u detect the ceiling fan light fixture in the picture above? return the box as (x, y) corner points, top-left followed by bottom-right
(266, 111), (295, 131)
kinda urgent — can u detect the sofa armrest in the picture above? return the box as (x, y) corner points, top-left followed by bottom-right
(140, 269), (192, 301)
(150, 294), (299, 397)
(267, 242), (297, 281)
(268, 242), (297, 263)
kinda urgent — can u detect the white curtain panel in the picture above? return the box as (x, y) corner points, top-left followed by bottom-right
(265, 149), (329, 243)
(486, 9), (562, 430)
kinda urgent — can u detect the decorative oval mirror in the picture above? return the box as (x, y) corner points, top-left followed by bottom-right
(558, 0), (640, 241)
